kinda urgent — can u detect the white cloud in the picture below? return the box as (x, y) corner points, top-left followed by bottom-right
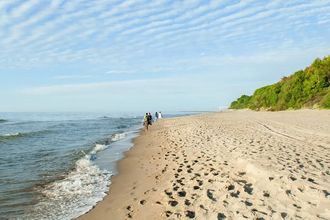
(10, 0), (40, 18)
(21, 78), (175, 95)
(53, 75), (93, 80)
(105, 70), (135, 74)
(0, 0), (329, 69)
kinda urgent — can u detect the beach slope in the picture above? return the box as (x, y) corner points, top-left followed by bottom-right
(78, 110), (330, 219)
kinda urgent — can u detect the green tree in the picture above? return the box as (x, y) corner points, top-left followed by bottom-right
(230, 55), (330, 110)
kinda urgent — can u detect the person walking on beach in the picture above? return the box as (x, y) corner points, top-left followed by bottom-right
(158, 111), (162, 119)
(143, 113), (149, 131)
(155, 112), (159, 121)
(147, 112), (153, 126)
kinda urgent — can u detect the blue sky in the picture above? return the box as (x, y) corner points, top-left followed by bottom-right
(0, 0), (330, 112)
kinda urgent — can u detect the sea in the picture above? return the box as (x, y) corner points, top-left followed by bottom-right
(0, 112), (192, 220)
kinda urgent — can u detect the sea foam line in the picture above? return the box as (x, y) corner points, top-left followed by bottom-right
(0, 130), (51, 140)
(24, 131), (128, 220)
(111, 132), (126, 142)
(24, 143), (111, 220)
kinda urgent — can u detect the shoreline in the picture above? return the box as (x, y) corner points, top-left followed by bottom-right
(77, 121), (165, 220)
(77, 110), (330, 219)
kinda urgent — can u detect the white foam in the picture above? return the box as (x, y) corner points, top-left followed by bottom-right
(24, 155), (111, 220)
(111, 132), (126, 142)
(92, 143), (108, 153)
(23, 132), (130, 219)
(2, 132), (21, 137)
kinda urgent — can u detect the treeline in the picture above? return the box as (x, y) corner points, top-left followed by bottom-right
(230, 55), (330, 110)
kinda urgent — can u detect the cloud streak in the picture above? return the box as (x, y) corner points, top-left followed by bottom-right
(22, 78), (175, 95)
(0, 0), (329, 68)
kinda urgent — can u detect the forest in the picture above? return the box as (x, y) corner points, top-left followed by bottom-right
(230, 56), (330, 110)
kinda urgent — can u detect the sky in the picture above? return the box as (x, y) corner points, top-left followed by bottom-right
(0, 0), (330, 112)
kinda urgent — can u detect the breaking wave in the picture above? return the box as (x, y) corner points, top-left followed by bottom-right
(24, 143), (111, 220)
(0, 130), (50, 142)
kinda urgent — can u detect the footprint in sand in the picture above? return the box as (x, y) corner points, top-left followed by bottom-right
(263, 191), (270, 197)
(168, 200), (178, 207)
(185, 210), (195, 219)
(165, 211), (172, 217)
(244, 200), (253, 206)
(178, 190), (186, 197)
(322, 190), (330, 198)
(281, 212), (288, 219)
(193, 185), (200, 190)
(230, 190), (240, 198)
(126, 205), (133, 219)
(244, 183), (253, 195)
(227, 184), (235, 191)
(185, 199), (191, 206)
(164, 189), (173, 198)
(206, 189), (217, 202)
(199, 204), (208, 213)
(217, 213), (226, 220)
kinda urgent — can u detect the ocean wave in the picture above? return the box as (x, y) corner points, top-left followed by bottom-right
(24, 144), (112, 220)
(89, 143), (108, 161)
(0, 130), (50, 141)
(93, 143), (108, 152)
(23, 134), (128, 219)
(0, 132), (29, 141)
(0, 119), (8, 123)
(111, 132), (126, 142)
(116, 124), (129, 129)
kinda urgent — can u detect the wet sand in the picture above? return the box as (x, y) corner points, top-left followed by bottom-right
(78, 110), (330, 220)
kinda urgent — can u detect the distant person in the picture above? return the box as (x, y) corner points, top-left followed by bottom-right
(147, 112), (153, 125)
(158, 112), (162, 119)
(155, 112), (159, 121)
(143, 113), (149, 131)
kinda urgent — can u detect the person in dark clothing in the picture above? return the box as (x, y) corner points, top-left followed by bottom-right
(147, 112), (153, 125)
(155, 112), (159, 121)
(143, 113), (149, 131)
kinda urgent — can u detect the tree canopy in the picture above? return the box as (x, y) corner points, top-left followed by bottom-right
(230, 56), (330, 110)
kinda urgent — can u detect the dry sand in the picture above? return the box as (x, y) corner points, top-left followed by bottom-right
(78, 110), (330, 220)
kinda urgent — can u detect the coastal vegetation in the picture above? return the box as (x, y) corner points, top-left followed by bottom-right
(230, 55), (330, 110)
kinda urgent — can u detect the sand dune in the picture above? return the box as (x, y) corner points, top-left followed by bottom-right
(78, 110), (330, 220)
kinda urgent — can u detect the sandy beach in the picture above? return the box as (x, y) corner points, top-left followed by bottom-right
(78, 110), (330, 220)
